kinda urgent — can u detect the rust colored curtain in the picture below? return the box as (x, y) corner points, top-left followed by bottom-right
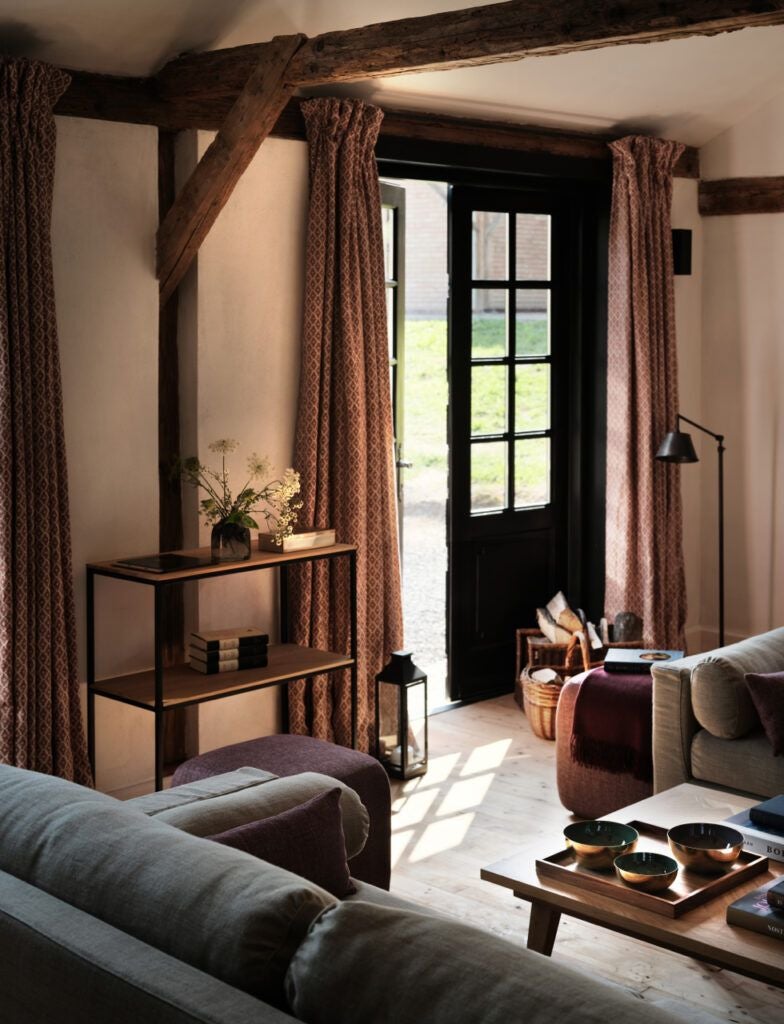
(288, 98), (404, 751)
(0, 59), (91, 783)
(604, 135), (687, 650)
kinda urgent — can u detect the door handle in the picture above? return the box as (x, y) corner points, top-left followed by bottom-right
(396, 459), (413, 469)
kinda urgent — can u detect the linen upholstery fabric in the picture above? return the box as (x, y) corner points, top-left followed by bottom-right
(209, 788), (356, 898)
(130, 766), (278, 815)
(689, 629), (784, 738)
(285, 902), (687, 1024)
(0, 871), (298, 1024)
(171, 734), (390, 887)
(691, 729), (784, 795)
(745, 671), (784, 754)
(149, 769), (369, 860)
(604, 134), (687, 650)
(289, 97), (404, 752)
(0, 58), (91, 783)
(0, 765), (334, 1007)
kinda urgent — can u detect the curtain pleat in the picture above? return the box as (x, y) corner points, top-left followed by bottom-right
(604, 135), (687, 650)
(0, 58), (91, 782)
(288, 98), (404, 751)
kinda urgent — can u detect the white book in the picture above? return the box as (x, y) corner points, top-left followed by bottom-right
(723, 810), (784, 863)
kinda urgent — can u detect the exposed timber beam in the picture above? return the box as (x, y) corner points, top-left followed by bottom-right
(699, 176), (784, 215)
(156, 34), (305, 305)
(156, 1), (784, 98)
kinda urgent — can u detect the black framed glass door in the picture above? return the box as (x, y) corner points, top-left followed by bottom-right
(448, 186), (571, 701)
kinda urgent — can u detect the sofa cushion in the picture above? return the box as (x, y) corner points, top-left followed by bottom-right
(0, 766), (334, 1008)
(689, 630), (784, 738)
(691, 728), (784, 797)
(745, 671), (784, 755)
(143, 771), (369, 860)
(208, 788), (355, 898)
(129, 766), (278, 815)
(285, 902), (688, 1024)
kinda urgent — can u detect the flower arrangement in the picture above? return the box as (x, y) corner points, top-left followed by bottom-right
(180, 439), (303, 546)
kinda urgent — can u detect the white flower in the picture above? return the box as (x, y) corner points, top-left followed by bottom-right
(208, 438), (239, 454)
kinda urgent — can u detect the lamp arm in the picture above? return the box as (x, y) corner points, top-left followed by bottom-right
(677, 413), (724, 445)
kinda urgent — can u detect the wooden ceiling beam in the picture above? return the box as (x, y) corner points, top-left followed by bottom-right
(699, 176), (784, 215)
(156, 34), (305, 304)
(156, 1), (784, 99)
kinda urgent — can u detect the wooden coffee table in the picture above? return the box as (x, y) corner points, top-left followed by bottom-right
(481, 783), (784, 988)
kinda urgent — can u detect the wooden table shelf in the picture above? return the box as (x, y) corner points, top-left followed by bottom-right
(87, 542), (358, 791)
(93, 644), (354, 709)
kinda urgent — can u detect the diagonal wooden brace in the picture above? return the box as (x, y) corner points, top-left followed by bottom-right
(156, 33), (306, 305)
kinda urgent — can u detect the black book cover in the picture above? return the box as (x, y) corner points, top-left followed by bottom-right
(189, 643), (268, 663)
(727, 877), (784, 940)
(189, 655), (269, 675)
(750, 794), (784, 832)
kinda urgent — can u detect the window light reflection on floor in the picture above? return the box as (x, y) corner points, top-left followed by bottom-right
(390, 737), (514, 866)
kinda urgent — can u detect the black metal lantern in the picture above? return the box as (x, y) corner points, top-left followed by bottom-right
(375, 650), (428, 779)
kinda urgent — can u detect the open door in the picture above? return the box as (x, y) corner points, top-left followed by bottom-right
(447, 186), (571, 701)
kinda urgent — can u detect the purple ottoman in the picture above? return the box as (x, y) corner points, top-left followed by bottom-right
(172, 734), (391, 889)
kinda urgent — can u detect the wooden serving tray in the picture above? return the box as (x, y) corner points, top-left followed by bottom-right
(536, 820), (768, 918)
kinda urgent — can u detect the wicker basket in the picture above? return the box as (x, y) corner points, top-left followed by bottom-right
(521, 669), (564, 740)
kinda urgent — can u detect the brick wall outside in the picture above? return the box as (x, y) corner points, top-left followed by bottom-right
(389, 178), (549, 318)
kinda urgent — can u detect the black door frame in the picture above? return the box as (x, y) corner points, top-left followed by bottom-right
(377, 148), (610, 702)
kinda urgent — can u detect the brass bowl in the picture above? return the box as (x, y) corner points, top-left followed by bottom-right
(564, 821), (639, 871)
(667, 822), (744, 874)
(614, 852), (679, 892)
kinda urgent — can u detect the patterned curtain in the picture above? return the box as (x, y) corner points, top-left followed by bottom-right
(288, 98), (404, 751)
(0, 59), (91, 783)
(604, 135), (687, 650)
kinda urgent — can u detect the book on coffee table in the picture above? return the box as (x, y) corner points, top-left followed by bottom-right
(723, 809), (784, 863)
(749, 794), (784, 832)
(727, 878), (784, 940)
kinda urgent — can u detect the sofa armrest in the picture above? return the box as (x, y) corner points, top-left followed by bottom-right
(129, 767), (278, 816)
(652, 662), (699, 793)
(132, 770), (370, 860)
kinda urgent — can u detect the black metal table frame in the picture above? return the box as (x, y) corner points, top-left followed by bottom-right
(86, 546), (358, 791)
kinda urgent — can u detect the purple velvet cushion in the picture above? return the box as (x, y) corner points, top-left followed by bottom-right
(746, 671), (784, 755)
(208, 788), (356, 897)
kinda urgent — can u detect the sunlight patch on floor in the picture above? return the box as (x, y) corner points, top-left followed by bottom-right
(435, 773), (494, 817)
(460, 738), (512, 776)
(391, 785), (440, 829)
(391, 828), (415, 869)
(410, 813), (475, 862)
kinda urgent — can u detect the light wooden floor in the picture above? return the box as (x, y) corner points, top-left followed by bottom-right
(388, 695), (782, 1024)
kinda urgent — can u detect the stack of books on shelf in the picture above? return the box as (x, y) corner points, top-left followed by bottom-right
(189, 627), (269, 675)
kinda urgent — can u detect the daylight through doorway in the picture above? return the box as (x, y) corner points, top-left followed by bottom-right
(385, 178), (450, 710)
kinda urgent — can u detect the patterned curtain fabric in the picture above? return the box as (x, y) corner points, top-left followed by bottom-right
(288, 98), (404, 751)
(0, 59), (91, 783)
(604, 135), (687, 650)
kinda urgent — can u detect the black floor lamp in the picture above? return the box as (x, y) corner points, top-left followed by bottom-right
(656, 413), (725, 647)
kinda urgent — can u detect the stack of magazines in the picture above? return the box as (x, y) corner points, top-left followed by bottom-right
(189, 627), (269, 675)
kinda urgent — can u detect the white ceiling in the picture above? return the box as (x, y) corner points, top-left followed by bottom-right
(3, 0), (784, 146)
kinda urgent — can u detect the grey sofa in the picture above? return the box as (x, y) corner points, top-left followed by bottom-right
(653, 627), (784, 796)
(1, 763), (704, 1024)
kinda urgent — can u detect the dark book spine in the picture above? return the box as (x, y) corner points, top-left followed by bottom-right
(727, 906), (784, 940)
(189, 643), (268, 662)
(750, 808), (784, 832)
(192, 636), (269, 652)
(190, 656), (269, 675)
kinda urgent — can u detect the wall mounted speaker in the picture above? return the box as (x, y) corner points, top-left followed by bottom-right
(672, 229), (692, 276)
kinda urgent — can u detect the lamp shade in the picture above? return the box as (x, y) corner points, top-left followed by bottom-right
(655, 430), (699, 463)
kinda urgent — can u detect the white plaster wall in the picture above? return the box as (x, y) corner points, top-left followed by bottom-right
(672, 178), (704, 652)
(700, 92), (784, 645)
(53, 116), (159, 795)
(187, 135), (309, 752)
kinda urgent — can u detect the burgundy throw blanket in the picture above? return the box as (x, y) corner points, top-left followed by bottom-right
(570, 669), (653, 782)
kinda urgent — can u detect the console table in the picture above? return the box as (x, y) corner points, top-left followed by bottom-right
(86, 543), (357, 790)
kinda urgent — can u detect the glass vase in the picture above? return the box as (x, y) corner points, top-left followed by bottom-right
(210, 521), (251, 563)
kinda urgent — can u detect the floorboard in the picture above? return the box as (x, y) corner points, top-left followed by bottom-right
(389, 695), (782, 1024)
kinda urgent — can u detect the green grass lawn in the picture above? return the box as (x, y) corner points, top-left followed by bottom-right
(402, 317), (550, 508)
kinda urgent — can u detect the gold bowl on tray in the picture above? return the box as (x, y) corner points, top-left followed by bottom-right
(614, 851), (679, 892)
(564, 820), (639, 871)
(667, 822), (744, 874)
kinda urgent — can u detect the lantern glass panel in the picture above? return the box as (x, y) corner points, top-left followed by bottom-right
(406, 680), (427, 771)
(377, 679), (401, 768)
